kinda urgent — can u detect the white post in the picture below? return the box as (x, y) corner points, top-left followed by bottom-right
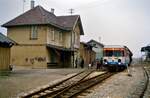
(126, 64), (132, 76)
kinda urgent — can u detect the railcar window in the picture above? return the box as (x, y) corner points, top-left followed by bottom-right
(104, 50), (113, 56)
(114, 50), (124, 57)
(104, 50), (124, 57)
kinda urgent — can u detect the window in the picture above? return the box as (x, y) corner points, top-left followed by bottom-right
(104, 50), (113, 57)
(59, 31), (62, 42)
(104, 50), (124, 57)
(30, 26), (38, 39)
(113, 50), (124, 57)
(51, 28), (55, 41)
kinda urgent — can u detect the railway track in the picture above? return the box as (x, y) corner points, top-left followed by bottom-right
(20, 69), (95, 98)
(52, 72), (114, 98)
(140, 66), (150, 98)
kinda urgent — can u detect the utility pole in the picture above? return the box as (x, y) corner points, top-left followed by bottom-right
(23, 0), (26, 12)
(69, 8), (74, 67)
(69, 8), (74, 15)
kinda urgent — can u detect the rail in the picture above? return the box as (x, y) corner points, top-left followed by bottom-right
(52, 72), (114, 98)
(19, 69), (95, 98)
(140, 67), (149, 98)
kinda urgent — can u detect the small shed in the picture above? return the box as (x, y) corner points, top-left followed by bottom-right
(0, 33), (15, 71)
(87, 39), (104, 60)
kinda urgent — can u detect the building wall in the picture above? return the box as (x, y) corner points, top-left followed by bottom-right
(7, 26), (47, 45)
(46, 26), (72, 48)
(93, 45), (103, 60)
(11, 45), (48, 68)
(71, 24), (81, 67)
(7, 23), (81, 68)
(73, 23), (80, 49)
(79, 43), (96, 67)
(63, 31), (71, 48)
(88, 41), (103, 60)
(0, 47), (10, 70)
(46, 26), (62, 46)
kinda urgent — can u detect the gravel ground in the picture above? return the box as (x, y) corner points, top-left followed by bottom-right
(82, 65), (147, 98)
(143, 65), (150, 98)
(0, 66), (83, 98)
(0, 65), (148, 98)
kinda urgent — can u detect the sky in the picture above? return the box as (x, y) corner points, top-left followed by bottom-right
(0, 0), (150, 57)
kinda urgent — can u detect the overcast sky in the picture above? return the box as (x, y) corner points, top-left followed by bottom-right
(0, 0), (150, 57)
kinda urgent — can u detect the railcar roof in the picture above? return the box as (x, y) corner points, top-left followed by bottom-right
(104, 45), (125, 48)
(104, 45), (133, 56)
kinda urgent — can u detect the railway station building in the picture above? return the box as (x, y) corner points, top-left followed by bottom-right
(2, 5), (84, 68)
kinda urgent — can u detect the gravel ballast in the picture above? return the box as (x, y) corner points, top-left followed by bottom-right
(143, 66), (150, 98)
(83, 65), (147, 98)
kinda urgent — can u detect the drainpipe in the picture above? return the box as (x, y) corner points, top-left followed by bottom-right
(70, 31), (75, 68)
(70, 31), (73, 67)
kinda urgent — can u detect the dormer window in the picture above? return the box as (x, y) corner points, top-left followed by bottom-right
(30, 26), (38, 40)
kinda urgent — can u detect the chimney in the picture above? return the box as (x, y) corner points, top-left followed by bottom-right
(51, 8), (55, 14)
(31, 0), (35, 9)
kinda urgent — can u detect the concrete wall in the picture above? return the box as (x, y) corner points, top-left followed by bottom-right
(0, 47), (10, 70)
(11, 45), (48, 68)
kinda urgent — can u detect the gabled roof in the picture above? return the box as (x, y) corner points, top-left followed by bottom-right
(87, 39), (104, 47)
(80, 42), (92, 47)
(57, 15), (84, 35)
(2, 6), (84, 35)
(0, 33), (16, 47)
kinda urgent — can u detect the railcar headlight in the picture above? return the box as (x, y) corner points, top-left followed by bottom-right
(118, 62), (121, 65)
(118, 59), (121, 62)
(104, 59), (108, 64)
(104, 59), (107, 62)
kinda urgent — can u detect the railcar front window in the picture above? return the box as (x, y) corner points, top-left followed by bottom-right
(104, 50), (113, 56)
(104, 50), (124, 57)
(114, 50), (124, 57)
